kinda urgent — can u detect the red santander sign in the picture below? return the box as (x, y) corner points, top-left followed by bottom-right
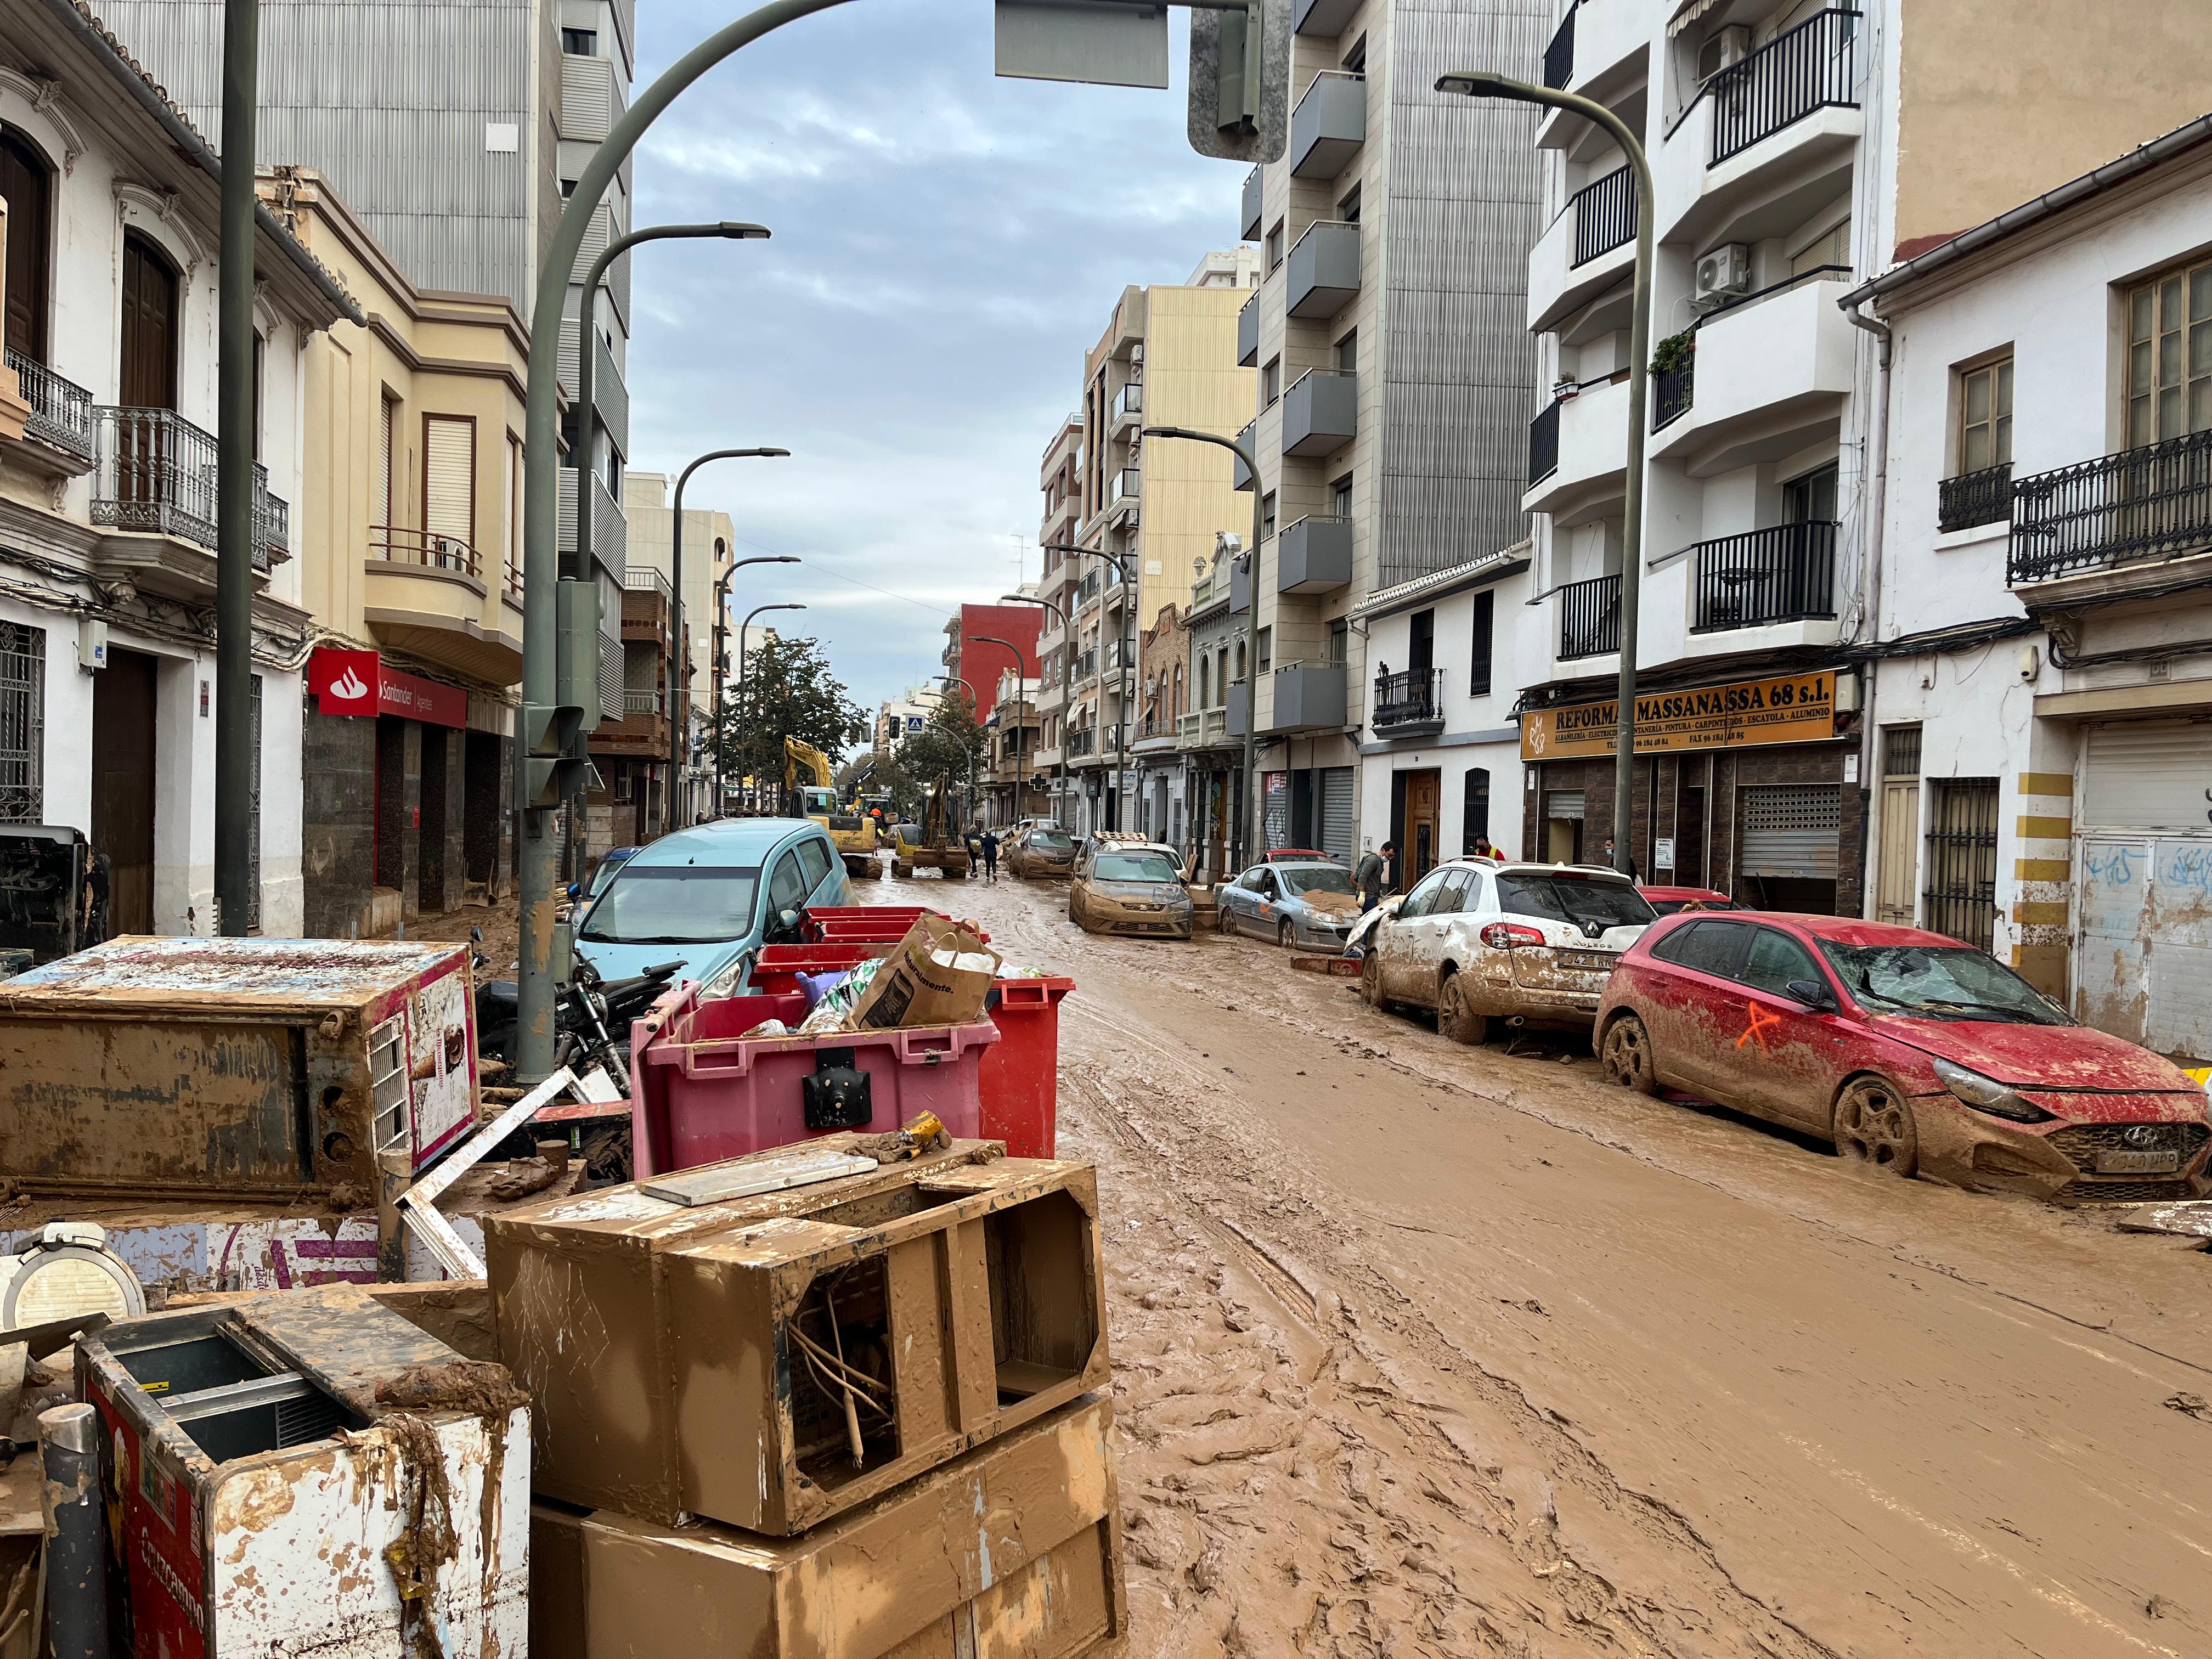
(309, 649), (466, 727)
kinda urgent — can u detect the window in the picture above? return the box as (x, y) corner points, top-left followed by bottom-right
(2126, 257), (2212, 446)
(560, 178), (578, 198)
(1261, 490), (1277, 540)
(562, 27), (597, 53)
(1957, 354), (2013, 472)
(1462, 769), (1489, 855)
(1468, 589), (1494, 696)
(1330, 473), (1352, 519)
(1199, 655), (1211, 707)
(1739, 927), (1823, 998)
(252, 331), (266, 461)
(0, 623), (44, 823)
(1234, 640), (1246, 680)
(119, 231), (179, 410)
(1336, 329), (1358, 375)
(1262, 356), (1281, 407)
(1338, 183), (1361, 225)
(1649, 919), (1752, 977)
(379, 394), (399, 528)
(1, 128), (53, 362)
(1265, 220), (1285, 271)
(767, 849), (809, 919)
(1328, 618), (1347, 665)
(1429, 867), (1474, 915)
(1257, 627), (1272, 673)
(795, 836), (834, 889)
(1342, 33), (1367, 72)
(1782, 462), (1838, 523)
(423, 415), (476, 561)
(1790, 215), (1851, 278)
(506, 433), (523, 586)
(1397, 866), (1453, 918)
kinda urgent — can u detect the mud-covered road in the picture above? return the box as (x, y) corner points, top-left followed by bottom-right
(865, 867), (2212, 1658)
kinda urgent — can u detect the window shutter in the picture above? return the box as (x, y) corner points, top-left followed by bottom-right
(378, 398), (395, 527)
(1469, 590), (1494, 696)
(423, 416), (475, 557)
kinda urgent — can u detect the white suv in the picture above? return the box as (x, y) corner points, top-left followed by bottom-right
(1359, 859), (1657, 1044)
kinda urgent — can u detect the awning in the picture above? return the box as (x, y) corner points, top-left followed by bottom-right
(1668, 0), (1725, 37)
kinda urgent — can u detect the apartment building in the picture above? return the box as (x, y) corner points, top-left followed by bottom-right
(941, 602), (1041, 738)
(1517, 0), (2205, 917)
(983, 668), (1042, 826)
(1235, 0), (1545, 866)
(1041, 248), (1257, 834)
(1131, 600), (1187, 843)
(272, 168), (527, 937)
(1177, 548), (1244, 879)
(1033, 415), (1082, 820)
(583, 562), (678, 854)
(625, 471), (737, 823)
(101, 0), (636, 726)
(0, 0), (353, 938)
(1838, 118), (2212, 1068)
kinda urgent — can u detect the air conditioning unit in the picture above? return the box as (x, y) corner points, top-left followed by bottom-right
(1692, 243), (1754, 310)
(1697, 24), (1752, 81)
(0, 1223), (145, 1327)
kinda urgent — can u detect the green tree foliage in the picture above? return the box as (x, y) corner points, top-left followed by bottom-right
(718, 635), (868, 795)
(868, 694), (989, 821)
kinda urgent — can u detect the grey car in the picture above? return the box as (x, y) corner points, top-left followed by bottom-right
(1216, 860), (1363, 950)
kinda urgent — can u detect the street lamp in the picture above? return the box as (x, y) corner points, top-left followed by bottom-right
(972, 634), (1029, 828)
(1436, 69), (1654, 879)
(669, 449), (790, 827)
(938, 674), (979, 827)
(998, 592), (1068, 826)
(728, 601), (807, 811)
(710, 556), (802, 814)
(1136, 427), (1263, 870)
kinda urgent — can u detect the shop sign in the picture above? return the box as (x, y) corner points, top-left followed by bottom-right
(309, 649), (467, 728)
(1520, 670), (1837, 761)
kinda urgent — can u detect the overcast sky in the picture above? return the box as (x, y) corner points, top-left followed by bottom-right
(627, 0), (1238, 715)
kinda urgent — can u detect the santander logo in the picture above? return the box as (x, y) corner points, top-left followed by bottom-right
(329, 666), (369, 701)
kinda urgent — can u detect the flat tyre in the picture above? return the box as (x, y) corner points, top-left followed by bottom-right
(1833, 1076), (1919, 1177)
(1599, 1013), (1659, 1095)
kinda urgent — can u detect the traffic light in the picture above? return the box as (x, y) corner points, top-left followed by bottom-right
(1188, 0), (1285, 162)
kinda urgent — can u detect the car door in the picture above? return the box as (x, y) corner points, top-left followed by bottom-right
(1727, 925), (1852, 1130)
(1249, 868), (1284, 938)
(795, 833), (845, 907)
(1634, 919), (1755, 1096)
(1222, 867), (1260, 935)
(1379, 867), (1455, 1002)
(1403, 867), (1475, 1004)
(761, 846), (810, 940)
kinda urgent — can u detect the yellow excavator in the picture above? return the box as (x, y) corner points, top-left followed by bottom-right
(783, 736), (883, 880)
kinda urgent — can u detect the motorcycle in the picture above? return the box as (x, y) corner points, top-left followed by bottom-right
(472, 928), (681, 1097)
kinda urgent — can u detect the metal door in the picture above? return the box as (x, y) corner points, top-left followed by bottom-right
(92, 648), (157, 934)
(1923, 778), (1997, 950)
(1320, 766), (1355, 864)
(1875, 726), (1920, 926)
(1740, 786), (1841, 879)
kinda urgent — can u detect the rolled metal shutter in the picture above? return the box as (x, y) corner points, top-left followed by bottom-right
(1321, 766), (1355, 862)
(1544, 789), (1585, 820)
(423, 416), (474, 561)
(2081, 720), (2212, 828)
(1741, 785), (1841, 878)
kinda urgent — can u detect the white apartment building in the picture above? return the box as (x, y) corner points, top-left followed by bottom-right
(874, 684), (942, 754)
(1, 0), (353, 937)
(1516, 0), (2204, 920)
(625, 470), (737, 822)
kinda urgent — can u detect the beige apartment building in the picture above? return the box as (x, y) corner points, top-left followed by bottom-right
(1035, 247), (1257, 832)
(626, 471), (737, 822)
(272, 167), (529, 937)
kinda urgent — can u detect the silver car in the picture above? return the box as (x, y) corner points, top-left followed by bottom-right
(1215, 859), (1363, 950)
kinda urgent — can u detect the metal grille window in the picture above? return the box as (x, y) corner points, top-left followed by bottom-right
(1923, 778), (1998, 951)
(1883, 725), (1921, 778)
(248, 673), (262, 933)
(0, 624), (44, 823)
(2126, 258), (2212, 447)
(1462, 768), (1491, 854)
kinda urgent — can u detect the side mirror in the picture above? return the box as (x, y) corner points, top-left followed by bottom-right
(470, 925), (484, 944)
(1785, 978), (1837, 1013)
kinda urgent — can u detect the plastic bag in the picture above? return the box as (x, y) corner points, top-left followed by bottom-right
(795, 956), (885, 1034)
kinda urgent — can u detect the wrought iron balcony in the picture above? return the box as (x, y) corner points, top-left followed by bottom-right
(1544, 4), (1576, 89)
(1558, 572), (1621, 660)
(1692, 522), (1837, 632)
(1066, 727), (1097, 758)
(1372, 667), (1444, 737)
(1571, 164), (1635, 268)
(5, 348), (96, 461)
(1938, 462), (2012, 533)
(2010, 429), (2212, 586)
(1707, 8), (1861, 166)
(1653, 358), (1694, 430)
(93, 407), (277, 571)
(1528, 398), (1560, 484)
(371, 525), (478, 576)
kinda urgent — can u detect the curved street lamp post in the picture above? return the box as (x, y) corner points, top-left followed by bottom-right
(998, 592), (1067, 825)
(710, 556), (800, 816)
(729, 601), (808, 810)
(971, 634), (1029, 827)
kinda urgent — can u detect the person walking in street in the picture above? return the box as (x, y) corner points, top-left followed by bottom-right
(1356, 839), (1395, 913)
(980, 827), (1000, 883)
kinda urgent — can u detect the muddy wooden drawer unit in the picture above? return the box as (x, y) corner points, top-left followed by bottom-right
(486, 1141), (1109, 1532)
(0, 936), (481, 1199)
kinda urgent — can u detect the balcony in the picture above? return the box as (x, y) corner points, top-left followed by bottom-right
(1691, 523), (1836, 633)
(1285, 220), (1359, 320)
(589, 696), (672, 755)
(373, 526), (478, 577)
(1110, 381), (1144, 437)
(1527, 168), (1638, 334)
(1177, 707), (1229, 749)
(1066, 728), (1097, 759)
(559, 467), (628, 574)
(1571, 165), (1636, 268)
(1073, 647), (1098, 685)
(1075, 569), (1102, 611)
(1230, 552), (1251, 614)
(1282, 368), (1356, 458)
(1708, 9), (1861, 166)
(2010, 430), (2212, 594)
(1289, 72), (1364, 179)
(1543, 5), (1575, 88)
(1650, 277), (1853, 476)
(1278, 514), (1352, 593)
(1267, 662), (1348, 733)
(1372, 668), (1444, 739)
(1226, 680), (1249, 737)
(1523, 376), (1628, 521)
(1107, 467), (1141, 521)
(364, 524), (522, 682)
(1294, 0), (1360, 36)
(1233, 421), (1256, 489)
(1939, 463), (2012, 534)
(1237, 294), (1259, 368)
(1558, 572), (1620, 661)
(91, 407), (283, 579)
(3, 348), (97, 470)
(1528, 398), (1560, 484)
(1653, 358), (1694, 431)
(559, 320), (629, 445)
(1240, 165), (1263, 242)
(624, 690), (664, 715)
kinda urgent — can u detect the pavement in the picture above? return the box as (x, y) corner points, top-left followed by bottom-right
(864, 867), (2212, 1659)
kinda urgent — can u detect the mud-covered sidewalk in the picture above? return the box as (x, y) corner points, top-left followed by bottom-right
(873, 870), (2212, 1659)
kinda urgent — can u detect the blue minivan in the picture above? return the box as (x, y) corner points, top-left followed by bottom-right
(572, 817), (850, 997)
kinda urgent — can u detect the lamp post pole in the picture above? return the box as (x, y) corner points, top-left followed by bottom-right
(668, 451), (790, 828)
(938, 675), (979, 826)
(730, 601), (806, 811)
(1436, 70), (1654, 878)
(709, 556), (800, 812)
(972, 635), (1028, 827)
(999, 593), (1066, 826)
(1134, 428), (1262, 869)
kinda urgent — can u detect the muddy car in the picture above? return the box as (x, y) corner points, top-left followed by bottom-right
(1068, 843), (1194, 939)
(1217, 859), (1362, 950)
(1007, 824), (1077, 879)
(1361, 860), (1656, 1042)
(1595, 913), (2212, 1203)
(1639, 885), (1741, 917)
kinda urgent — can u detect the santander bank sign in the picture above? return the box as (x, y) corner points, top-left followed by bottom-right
(309, 649), (467, 727)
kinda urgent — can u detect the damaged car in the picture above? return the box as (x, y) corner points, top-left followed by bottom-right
(1216, 859), (1362, 950)
(1068, 843), (1194, 939)
(1006, 823), (1077, 879)
(1594, 913), (2211, 1203)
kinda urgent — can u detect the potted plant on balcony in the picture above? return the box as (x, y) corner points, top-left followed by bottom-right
(1650, 330), (1696, 376)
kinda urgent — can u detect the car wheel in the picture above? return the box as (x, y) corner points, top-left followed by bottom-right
(1833, 1076), (1919, 1177)
(1360, 949), (1387, 1010)
(1216, 905), (1236, 936)
(1438, 973), (1488, 1046)
(1277, 918), (1296, 950)
(1599, 1013), (1658, 1095)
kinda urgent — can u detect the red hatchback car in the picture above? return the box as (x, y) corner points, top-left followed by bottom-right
(1594, 912), (2211, 1203)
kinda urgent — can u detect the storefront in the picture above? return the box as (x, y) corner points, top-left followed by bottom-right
(1519, 668), (1865, 912)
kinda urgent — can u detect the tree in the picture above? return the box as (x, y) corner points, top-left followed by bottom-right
(870, 694), (988, 821)
(718, 635), (868, 802)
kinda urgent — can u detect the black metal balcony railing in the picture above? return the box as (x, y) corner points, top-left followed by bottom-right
(1653, 359), (1695, 430)
(93, 406), (279, 572)
(1075, 571), (1101, 606)
(1528, 398), (1561, 485)
(1571, 163), (1637, 268)
(1938, 462), (2013, 533)
(2010, 429), (2212, 585)
(1558, 572), (1621, 659)
(1066, 728), (1097, 758)
(1372, 667), (1444, 732)
(1074, 648), (1098, 681)
(1543, 4), (1575, 89)
(4, 348), (97, 460)
(371, 525), (478, 576)
(1692, 521), (1837, 632)
(1708, 8), (1861, 166)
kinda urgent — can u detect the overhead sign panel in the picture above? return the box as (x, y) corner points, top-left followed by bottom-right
(994, 0), (1170, 89)
(1521, 671), (1838, 761)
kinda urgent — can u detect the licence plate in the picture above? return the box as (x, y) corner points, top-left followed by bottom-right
(1557, 950), (1616, 971)
(2096, 1149), (2180, 1174)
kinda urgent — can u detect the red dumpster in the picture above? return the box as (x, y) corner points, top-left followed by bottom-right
(800, 905), (989, 945)
(978, 974), (1074, 1159)
(748, 941), (885, 996)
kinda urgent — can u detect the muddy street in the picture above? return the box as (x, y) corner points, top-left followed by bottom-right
(865, 868), (2212, 1659)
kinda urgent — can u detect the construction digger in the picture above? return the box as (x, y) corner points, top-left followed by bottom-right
(890, 774), (972, 881)
(782, 736), (884, 881)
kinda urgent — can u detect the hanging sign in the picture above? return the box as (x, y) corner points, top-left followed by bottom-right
(309, 650), (467, 727)
(1521, 670), (1837, 761)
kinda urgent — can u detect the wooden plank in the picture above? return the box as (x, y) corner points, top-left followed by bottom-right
(938, 1217), (998, 1431)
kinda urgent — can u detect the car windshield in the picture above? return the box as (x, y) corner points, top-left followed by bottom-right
(588, 859), (629, 899)
(1283, 867), (1355, 897)
(580, 865), (762, 944)
(1032, 830), (1074, 850)
(1819, 941), (2073, 1025)
(1497, 873), (1656, 930)
(1094, 853), (1180, 883)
